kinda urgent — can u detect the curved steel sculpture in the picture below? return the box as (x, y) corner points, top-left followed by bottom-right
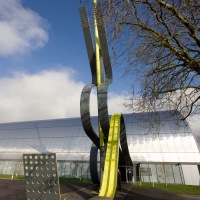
(79, 1), (132, 197)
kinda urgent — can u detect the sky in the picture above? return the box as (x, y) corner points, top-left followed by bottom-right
(0, 0), (199, 136)
(0, 0), (130, 121)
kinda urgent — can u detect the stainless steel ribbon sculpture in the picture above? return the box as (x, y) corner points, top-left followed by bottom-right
(80, 1), (132, 199)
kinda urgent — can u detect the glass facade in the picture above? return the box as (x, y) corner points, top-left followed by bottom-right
(138, 163), (184, 184)
(0, 111), (199, 185)
(0, 160), (93, 180)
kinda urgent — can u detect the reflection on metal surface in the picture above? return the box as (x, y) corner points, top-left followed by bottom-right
(90, 143), (100, 184)
(80, 84), (100, 149)
(79, 7), (97, 85)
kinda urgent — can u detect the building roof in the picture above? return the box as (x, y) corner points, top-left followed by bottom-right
(0, 110), (199, 164)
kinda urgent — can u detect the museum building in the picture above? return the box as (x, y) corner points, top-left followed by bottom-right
(0, 110), (199, 185)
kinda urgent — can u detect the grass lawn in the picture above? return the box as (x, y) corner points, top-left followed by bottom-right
(0, 174), (25, 180)
(0, 174), (92, 184)
(59, 177), (93, 184)
(134, 182), (200, 195)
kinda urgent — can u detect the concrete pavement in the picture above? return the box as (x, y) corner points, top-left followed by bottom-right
(0, 179), (200, 200)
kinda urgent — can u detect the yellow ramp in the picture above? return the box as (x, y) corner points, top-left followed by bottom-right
(99, 114), (120, 199)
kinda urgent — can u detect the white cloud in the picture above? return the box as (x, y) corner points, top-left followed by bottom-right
(0, 69), (82, 121)
(0, 68), (198, 139)
(0, 0), (48, 56)
(108, 92), (131, 115)
(0, 68), (126, 122)
(89, 90), (131, 117)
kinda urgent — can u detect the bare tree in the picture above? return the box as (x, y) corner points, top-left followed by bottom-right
(157, 163), (172, 186)
(78, 154), (86, 181)
(83, 0), (200, 119)
(14, 159), (23, 177)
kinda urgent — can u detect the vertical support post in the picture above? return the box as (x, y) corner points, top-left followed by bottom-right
(132, 165), (135, 183)
(139, 168), (142, 186)
(126, 167), (128, 183)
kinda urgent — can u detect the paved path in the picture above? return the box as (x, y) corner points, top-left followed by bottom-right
(0, 179), (200, 200)
(124, 186), (200, 200)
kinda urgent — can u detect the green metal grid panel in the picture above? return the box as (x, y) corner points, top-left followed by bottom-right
(23, 153), (61, 200)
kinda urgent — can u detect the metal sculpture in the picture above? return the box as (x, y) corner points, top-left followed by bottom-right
(80, 1), (132, 198)
(22, 1), (132, 199)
